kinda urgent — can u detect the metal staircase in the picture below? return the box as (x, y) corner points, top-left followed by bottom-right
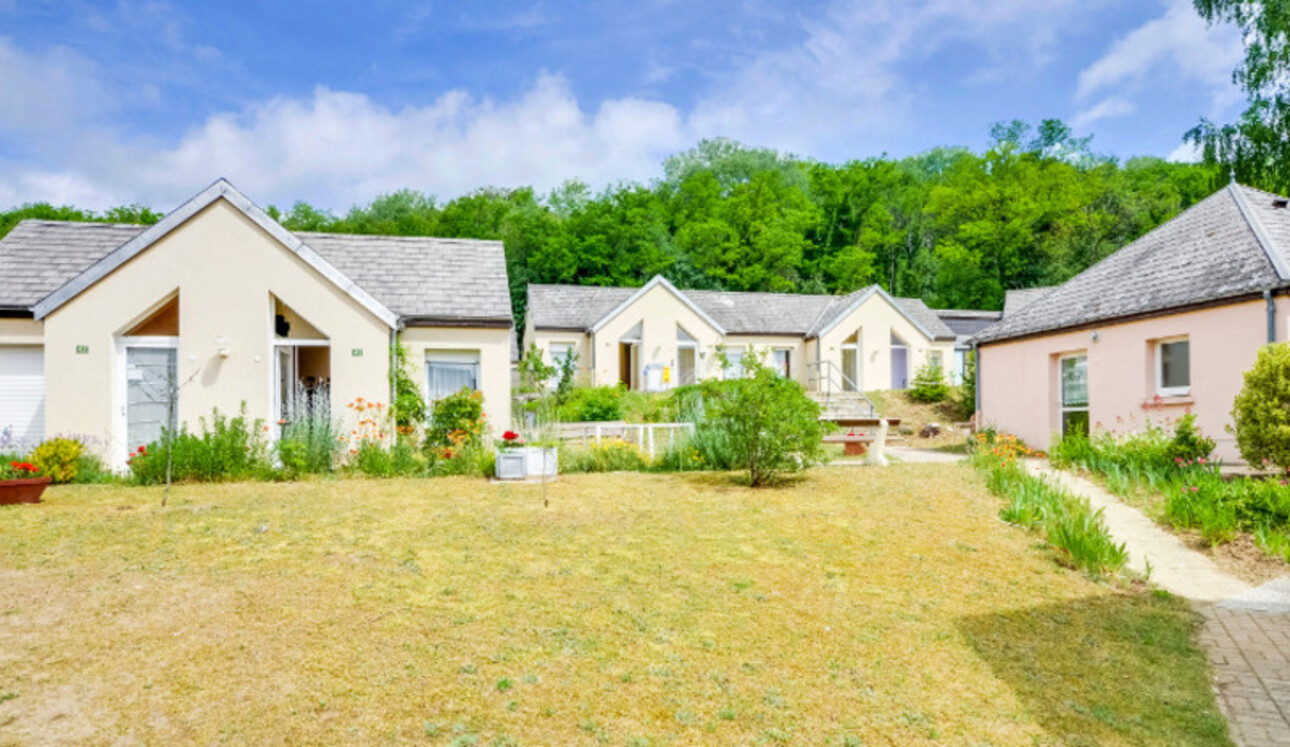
(806, 360), (878, 422)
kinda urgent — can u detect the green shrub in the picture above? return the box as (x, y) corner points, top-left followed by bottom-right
(518, 343), (557, 394)
(429, 441), (495, 477)
(1164, 414), (1216, 464)
(426, 389), (487, 450)
(654, 423), (738, 472)
(129, 407), (271, 484)
(907, 363), (950, 403)
(559, 440), (650, 473)
(277, 411), (341, 478)
(29, 437), (84, 484)
(706, 354), (825, 487)
(72, 451), (115, 484)
(558, 386), (623, 422)
(391, 342), (428, 432)
(1232, 343), (1290, 472)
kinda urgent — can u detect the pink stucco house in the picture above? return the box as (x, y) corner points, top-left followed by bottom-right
(973, 182), (1290, 463)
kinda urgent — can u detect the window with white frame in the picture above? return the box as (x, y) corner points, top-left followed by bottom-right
(1060, 353), (1089, 437)
(724, 348), (745, 379)
(549, 342), (575, 367)
(1156, 337), (1190, 397)
(928, 350), (943, 372)
(426, 350), (480, 401)
(772, 348), (791, 377)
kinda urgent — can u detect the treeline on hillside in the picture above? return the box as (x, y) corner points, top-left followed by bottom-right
(0, 120), (1225, 317)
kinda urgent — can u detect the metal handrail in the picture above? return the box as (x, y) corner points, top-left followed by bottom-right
(807, 360), (877, 418)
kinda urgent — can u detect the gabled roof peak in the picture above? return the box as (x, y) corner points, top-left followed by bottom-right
(31, 180), (399, 326)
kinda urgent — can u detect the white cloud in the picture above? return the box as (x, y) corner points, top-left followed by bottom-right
(1076, 0), (1242, 115)
(0, 0), (1221, 211)
(690, 0), (1100, 154)
(1072, 96), (1136, 127)
(1, 72), (688, 210)
(1167, 140), (1202, 163)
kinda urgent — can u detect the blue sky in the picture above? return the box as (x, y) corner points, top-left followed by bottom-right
(0, 0), (1245, 211)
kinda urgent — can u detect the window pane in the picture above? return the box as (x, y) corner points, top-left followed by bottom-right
(1062, 409), (1090, 438)
(1061, 356), (1088, 407)
(773, 349), (790, 377)
(726, 351), (744, 379)
(1160, 341), (1190, 390)
(427, 351), (481, 400)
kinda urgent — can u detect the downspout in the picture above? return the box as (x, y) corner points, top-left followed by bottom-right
(972, 341), (981, 419)
(389, 320), (404, 411)
(1265, 290), (1277, 344)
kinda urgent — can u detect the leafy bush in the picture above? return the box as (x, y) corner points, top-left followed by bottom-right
(560, 440), (650, 473)
(1164, 467), (1290, 547)
(429, 440), (495, 477)
(706, 354), (825, 486)
(907, 362), (950, 403)
(973, 445), (1127, 576)
(949, 352), (976, 421)
(1164, 413), (1216, 464)
(426, 389), (487, 449)
(277, 392), (341, 478)
(30, 437), (84, 484)
(129, 407), (272, 484)
(391, 342), (428, 433)
(1231, 343), (1290, 471)
(557, 386), (623, 422)
(518, 343), (556, 393)
(1049, 415), (1214, 497)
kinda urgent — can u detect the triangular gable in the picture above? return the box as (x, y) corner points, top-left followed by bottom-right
(588, 275), (727, 335)
(810, 285), (942, 341)
(32, 179), (399, 327)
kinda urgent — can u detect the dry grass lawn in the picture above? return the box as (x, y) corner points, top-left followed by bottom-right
(0, 466), (1227, 745)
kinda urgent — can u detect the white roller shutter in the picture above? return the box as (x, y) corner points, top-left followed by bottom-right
(0, 346), (45, 448)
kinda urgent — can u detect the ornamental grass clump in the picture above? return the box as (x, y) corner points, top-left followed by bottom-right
(972, 434), (1126, 577)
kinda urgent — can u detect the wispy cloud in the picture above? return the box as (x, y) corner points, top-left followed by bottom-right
(1075, 0), (1242, 122)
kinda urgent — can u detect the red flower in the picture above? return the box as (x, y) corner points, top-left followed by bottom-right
(502, 430), (520, 441)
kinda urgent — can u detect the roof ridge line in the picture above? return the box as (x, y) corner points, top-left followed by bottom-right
(1230, 183), (1290, 281)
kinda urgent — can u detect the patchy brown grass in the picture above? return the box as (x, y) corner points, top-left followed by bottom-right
(866, 390), (970, 449)
(0, 468), (1227, 745)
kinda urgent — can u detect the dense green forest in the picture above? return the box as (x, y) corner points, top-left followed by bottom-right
(0, 121), (1226, 317)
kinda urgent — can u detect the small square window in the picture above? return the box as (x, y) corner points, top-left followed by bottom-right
(1157, 338), (1190, 396)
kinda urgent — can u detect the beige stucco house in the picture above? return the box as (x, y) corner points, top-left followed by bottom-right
(974, 183), (1290, 462)
(523, 275), (965, 395)
(0, 179), (513, 467)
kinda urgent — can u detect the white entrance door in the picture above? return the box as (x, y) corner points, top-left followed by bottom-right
(0, 346), (45, 448)
(125, 345), (178, 454)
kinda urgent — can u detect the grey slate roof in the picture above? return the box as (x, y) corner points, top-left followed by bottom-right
(526, 285), (637, 330)
(975, 184), (1290, 344)
(687, 290), (837, 335)
(1002, 287), (1054, 317)
(934, 309), (1003, 340)
(0, 220), (511, 324)
(302, 232), (511, 323)
(895, 298), (958, 341)
(0, 221), (144, 309)
(527, 281), (960, 340)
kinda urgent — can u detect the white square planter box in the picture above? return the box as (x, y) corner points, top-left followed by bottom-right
(495, 446), (558, 480)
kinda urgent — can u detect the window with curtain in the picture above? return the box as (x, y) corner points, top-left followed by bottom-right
(426, 351), (480, 400)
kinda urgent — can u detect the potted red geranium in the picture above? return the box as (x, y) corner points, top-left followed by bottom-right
(494, 430), (558, 480)
(0, 460), (50, 505)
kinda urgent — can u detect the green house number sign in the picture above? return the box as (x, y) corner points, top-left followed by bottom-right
(351, 348), (363, 357)
(75, 344), (89, 355)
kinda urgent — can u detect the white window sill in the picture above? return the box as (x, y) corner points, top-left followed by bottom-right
(1142, 394), (1194, 408)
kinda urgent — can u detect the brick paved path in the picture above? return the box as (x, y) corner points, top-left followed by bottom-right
(1033, 464), (1290, 746)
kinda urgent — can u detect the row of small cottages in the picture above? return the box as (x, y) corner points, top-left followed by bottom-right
(0, 179), (992, 468)
(3, 178), (1284, 467)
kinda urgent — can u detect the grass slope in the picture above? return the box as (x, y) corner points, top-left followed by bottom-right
(0, 468), (1227, 745)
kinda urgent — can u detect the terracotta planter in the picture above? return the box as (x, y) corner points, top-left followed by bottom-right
(0, 476), (51, 505)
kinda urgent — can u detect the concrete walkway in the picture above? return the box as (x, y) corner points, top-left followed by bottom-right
(1027, 461), (1290, 746)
